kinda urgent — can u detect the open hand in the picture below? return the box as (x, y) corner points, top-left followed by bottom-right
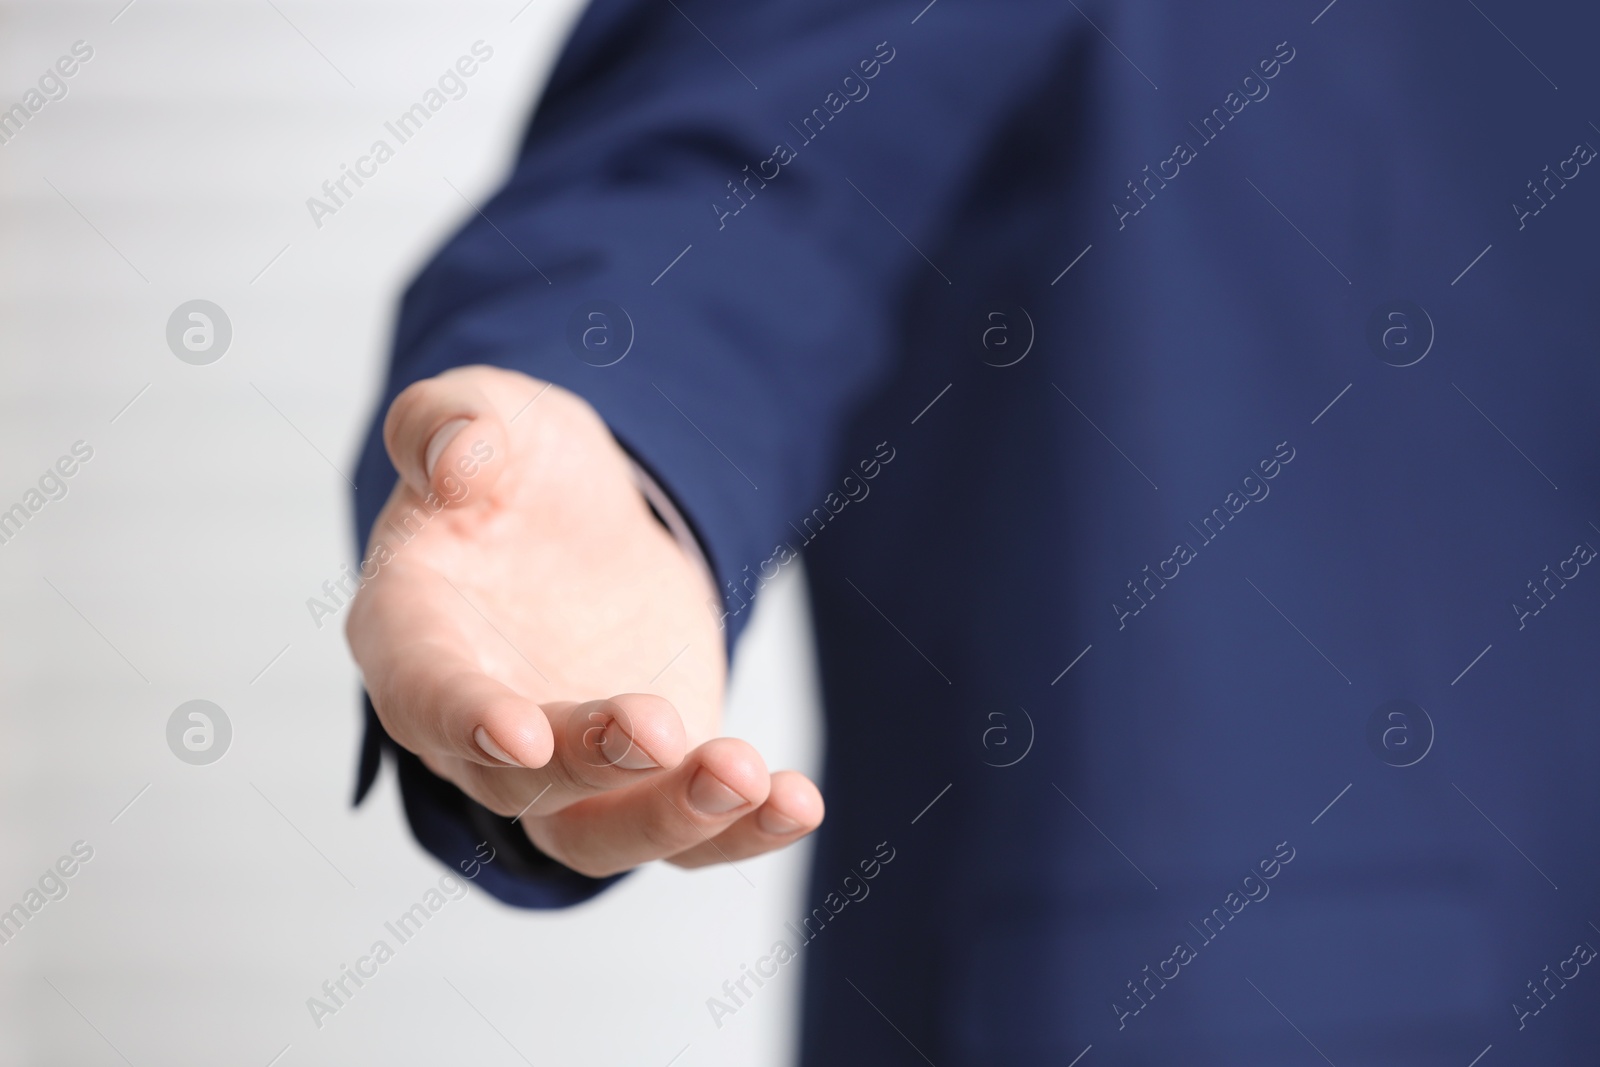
(346, 366), (823, 878)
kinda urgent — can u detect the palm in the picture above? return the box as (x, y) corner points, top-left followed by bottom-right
(363, 374), (725, 747)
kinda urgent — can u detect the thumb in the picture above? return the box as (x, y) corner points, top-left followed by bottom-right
(382, 368), (509, 506)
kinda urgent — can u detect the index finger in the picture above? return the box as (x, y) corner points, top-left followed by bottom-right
(348, 564), (554, 771)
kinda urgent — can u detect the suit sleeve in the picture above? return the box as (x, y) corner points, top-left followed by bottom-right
(350, 0), (1074, 907)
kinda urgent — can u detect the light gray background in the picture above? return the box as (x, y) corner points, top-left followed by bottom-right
(0, 2), (822, 1063)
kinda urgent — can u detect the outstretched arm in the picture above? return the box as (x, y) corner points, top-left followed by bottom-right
(348, 0), (1072, 903)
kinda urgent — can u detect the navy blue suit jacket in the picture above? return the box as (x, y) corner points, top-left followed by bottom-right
(354, 0), (1600, 1061)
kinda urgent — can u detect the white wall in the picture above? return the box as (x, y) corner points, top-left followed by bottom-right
(0, 2), (822, 1063)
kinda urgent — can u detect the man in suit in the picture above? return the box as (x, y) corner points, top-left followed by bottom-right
(348, 0), (1600, 1061)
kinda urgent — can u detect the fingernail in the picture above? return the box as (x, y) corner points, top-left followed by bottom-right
(600, 722), (658, 769)
(688, 768), (749, 815)
(474, 725), (522, 767)
(758, 807), (803, 835)
(425, 418), (471, 479)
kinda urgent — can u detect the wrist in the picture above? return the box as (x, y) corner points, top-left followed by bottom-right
(625, 454), (720, 613)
